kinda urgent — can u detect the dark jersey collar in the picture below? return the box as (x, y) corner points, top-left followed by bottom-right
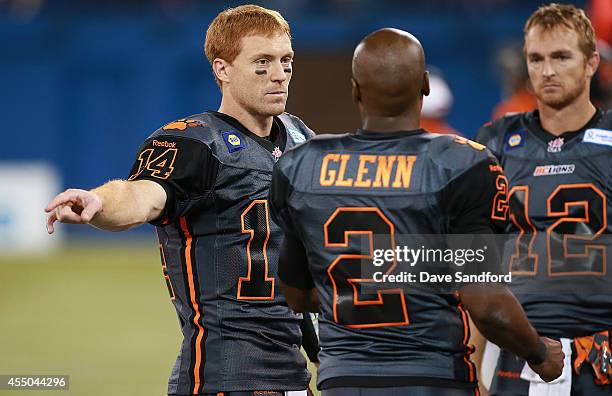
(210, 111), (287, 154)
(355, 128), (426, 140)
(525, 108), (603, 145)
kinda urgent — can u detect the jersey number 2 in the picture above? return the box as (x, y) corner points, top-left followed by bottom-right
(324, 207), (409, 328)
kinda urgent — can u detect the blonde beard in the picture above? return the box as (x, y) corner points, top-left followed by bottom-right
(536, 82), (587, 110)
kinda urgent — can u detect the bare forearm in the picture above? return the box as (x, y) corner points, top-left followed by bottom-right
(280, 281), (320, 313)
(90, 180), (165, 231)
(461, 285), (540, 360)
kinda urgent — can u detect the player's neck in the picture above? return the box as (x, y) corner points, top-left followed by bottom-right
(361, 114), (421, 132)
(218, 99), (273, 138)
(537, 96), (596, 136)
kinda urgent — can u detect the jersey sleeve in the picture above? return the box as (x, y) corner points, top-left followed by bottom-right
(269, 155), (314, 289)
(440, 154), (508, 280)
(127, 135), (218, 225)
(279, 113), (316, 143)
(440, 154), (507, 234)
(278, 233), (315, 289)
(294, 116), (316, 139)
(474, 122), (503, 160)
(269, 160), (298, 237)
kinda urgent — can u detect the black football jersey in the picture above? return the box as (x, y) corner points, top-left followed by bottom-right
(476, 109), (612, 338)
(269, 129), (505, 389)
(128, 111), (314, 394)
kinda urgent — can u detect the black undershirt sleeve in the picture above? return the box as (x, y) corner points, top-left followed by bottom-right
(441, 157), (505, 234)
(269, 163), (314, 290)
(300, 314), (320, 363)
(278, 234), (315, 290)
(440, 157), (507, 279)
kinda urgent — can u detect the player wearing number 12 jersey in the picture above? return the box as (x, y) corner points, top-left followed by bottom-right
(475, 4), (612, 394)
(45, 5), (319, 396)
(270, 28), (564, 396)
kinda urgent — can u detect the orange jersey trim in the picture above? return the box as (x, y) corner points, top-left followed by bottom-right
(457, 303), (476, 383)
(180, 217), (205, 394)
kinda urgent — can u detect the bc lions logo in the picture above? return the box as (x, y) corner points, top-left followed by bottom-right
(162, 118), (204, 131)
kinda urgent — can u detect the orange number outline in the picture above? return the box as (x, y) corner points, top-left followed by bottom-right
(237, 200), (275, 300)
(546, 183), (607, 276)
(324, 207), (409, 329)
(508, 185), (539, 275)
(128, 149), (153, 180)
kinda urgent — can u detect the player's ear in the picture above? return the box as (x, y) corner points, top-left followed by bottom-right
(585, 51), (600, 79)
(213, 58), (231, 84)
(421, 71), (430, 97)
(351, 78), (361, 104)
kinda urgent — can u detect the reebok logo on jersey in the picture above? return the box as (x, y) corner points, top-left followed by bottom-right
(504, 130), (525, 151)
(222, 131), (246, 153)
(489, 164), (503, 173)
(533, 164), (575, 176)
(152, 140), (177, 148)
(319, 153), (417, 189)
(583, 128), (612, 147)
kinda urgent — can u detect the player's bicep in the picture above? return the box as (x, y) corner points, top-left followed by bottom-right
(126, 179), (168, 222)
(280, 281), (319, 313)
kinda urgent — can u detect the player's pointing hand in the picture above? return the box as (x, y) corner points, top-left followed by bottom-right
(45, 189), (103, 234)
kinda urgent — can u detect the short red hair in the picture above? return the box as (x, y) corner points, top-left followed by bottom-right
(204, 4), (291, 86)
(524, 3), (596, 59)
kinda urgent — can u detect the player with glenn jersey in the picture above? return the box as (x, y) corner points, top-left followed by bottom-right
(45, 5), (319, 396)
(476, 4), (612, 395)
(270, 28), (564, 396)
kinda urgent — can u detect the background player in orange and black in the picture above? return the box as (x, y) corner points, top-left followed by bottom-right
(269, 28), (564, 396)
(476, 4), (612, 395)
(45, 5), (320, 396)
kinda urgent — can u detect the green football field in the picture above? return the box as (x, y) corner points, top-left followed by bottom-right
(0, 241), (318, 395)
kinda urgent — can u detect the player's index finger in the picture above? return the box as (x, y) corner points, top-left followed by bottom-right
(46, 211), (57, 234)
(45, 190), (78, 212)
